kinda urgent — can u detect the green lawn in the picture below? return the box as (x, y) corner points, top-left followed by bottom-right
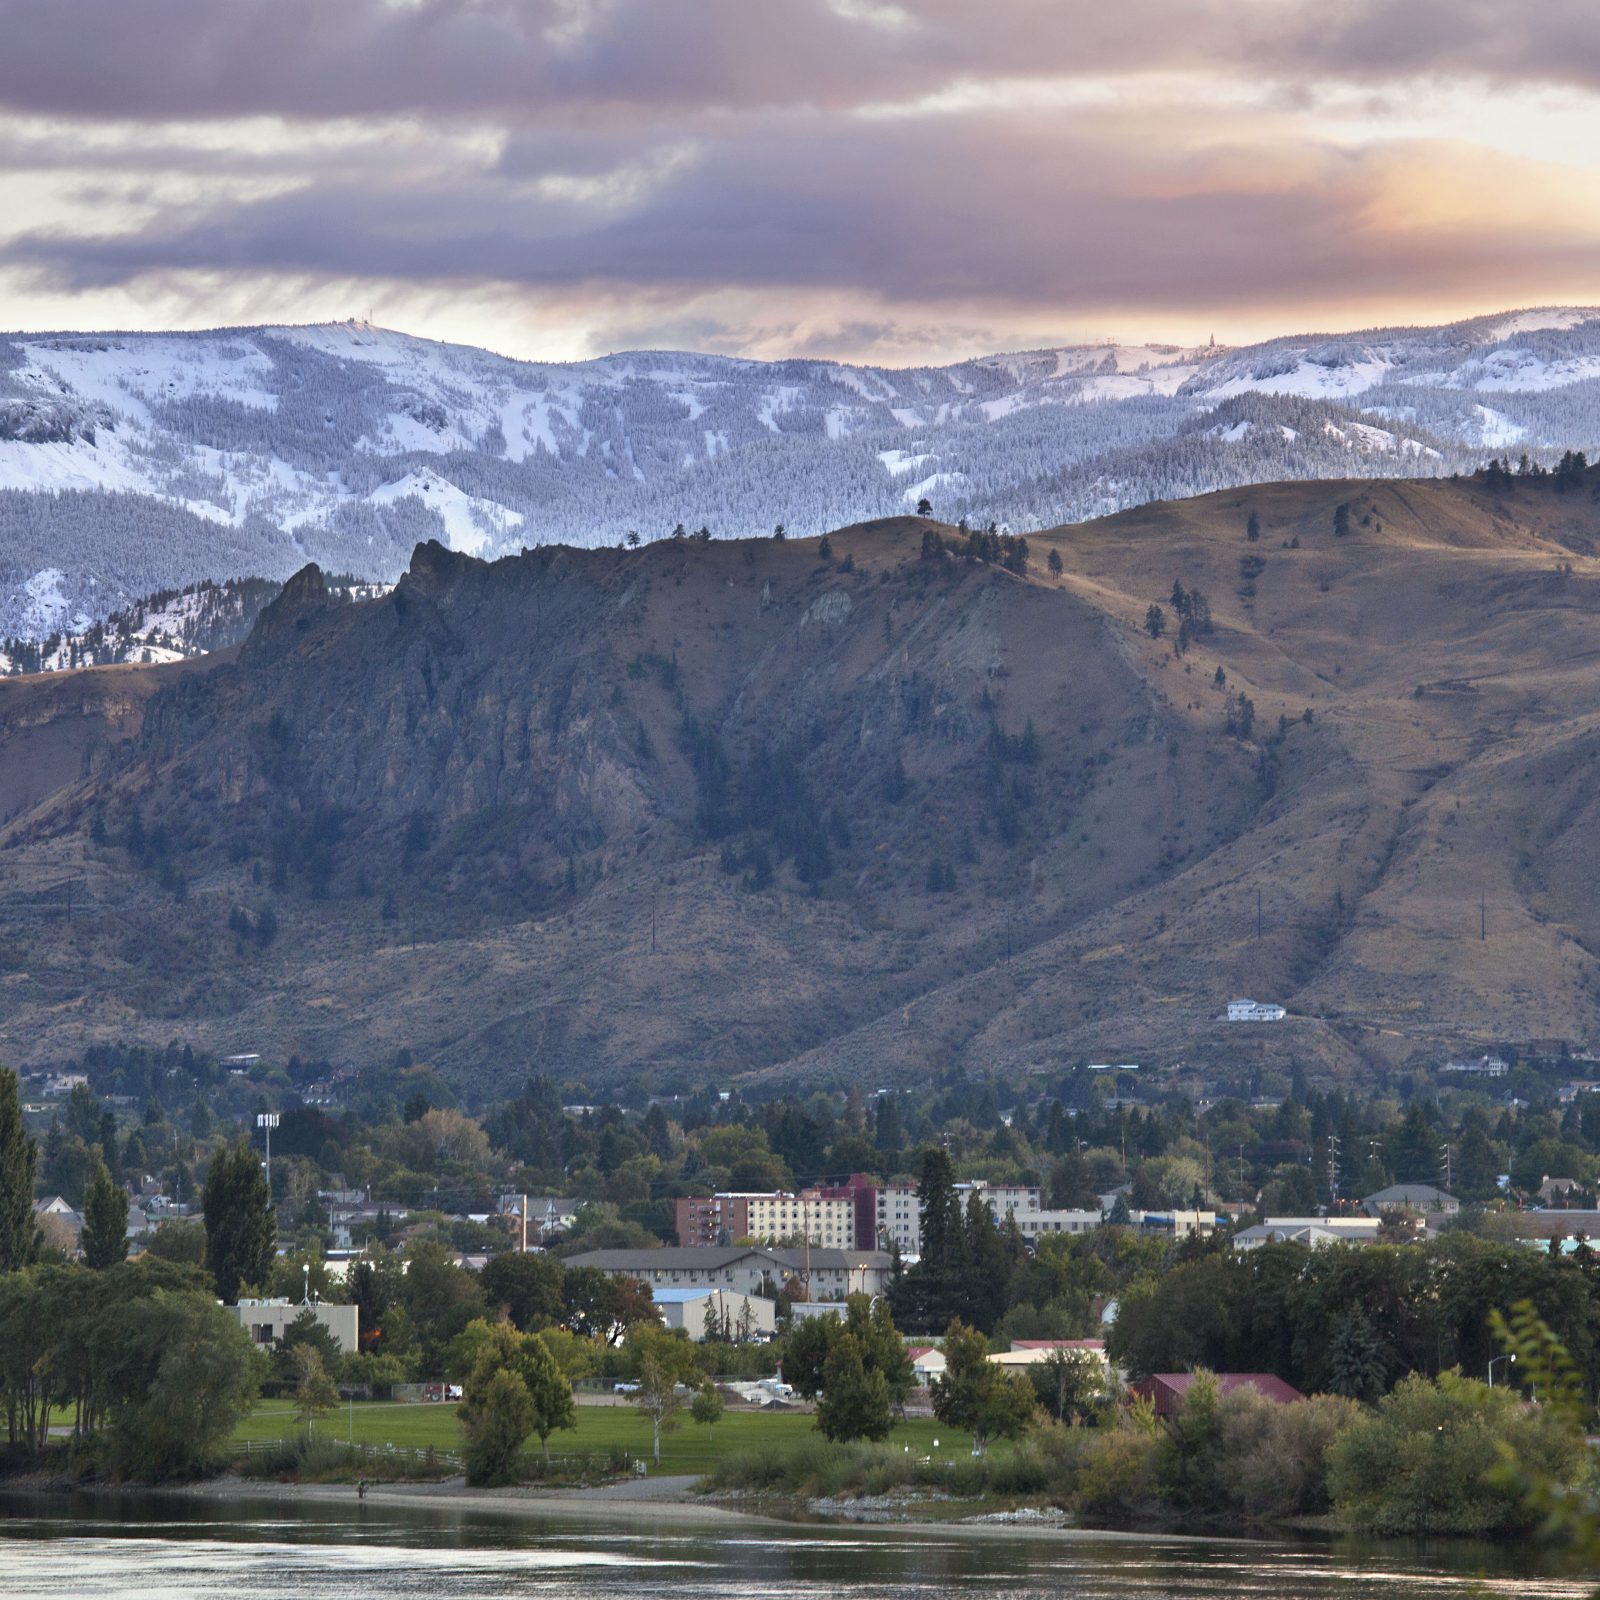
(237, 1399), (974, 1474)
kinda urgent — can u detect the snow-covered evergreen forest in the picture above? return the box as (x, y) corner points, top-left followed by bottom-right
(0, 573), (385, 674)
(4, 308), (1600, 637)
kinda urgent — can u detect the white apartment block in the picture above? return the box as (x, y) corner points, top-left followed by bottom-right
(741, 1192), (855, 1248)
(875, 1185), (922, 1254)
(956, 1180), (1043, 1216)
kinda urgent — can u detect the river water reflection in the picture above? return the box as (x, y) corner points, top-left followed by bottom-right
(0, 1491), (1588, 1600)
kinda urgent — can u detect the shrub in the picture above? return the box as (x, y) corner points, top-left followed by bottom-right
(1328, 1371), (1583, 1536)
(1219, 1389), (1362, 1518)
(1067, 1419), (1158, 1517)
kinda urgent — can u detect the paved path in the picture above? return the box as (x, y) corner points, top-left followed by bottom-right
(571, 1473), (700, 1500)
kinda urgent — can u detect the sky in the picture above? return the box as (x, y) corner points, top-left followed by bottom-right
(3, 0), (1600, 366)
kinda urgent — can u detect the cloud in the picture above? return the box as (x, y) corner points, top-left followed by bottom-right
(3, 0), (1600, 124)
(2, 1), (1599, 359)
(7, 105), (1598, 320)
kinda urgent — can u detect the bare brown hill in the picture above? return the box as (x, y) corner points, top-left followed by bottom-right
(2, 469), (1599, 1096)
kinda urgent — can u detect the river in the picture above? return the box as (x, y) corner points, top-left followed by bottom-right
(0, 1491), (1587, 1600)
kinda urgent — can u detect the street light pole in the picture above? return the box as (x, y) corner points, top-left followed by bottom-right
(257, 1111), (279, 1192)
(1488, 1352), (1517, 1388)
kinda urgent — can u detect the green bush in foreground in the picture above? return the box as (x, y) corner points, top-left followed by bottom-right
(1328, 1369), (1583, 1536)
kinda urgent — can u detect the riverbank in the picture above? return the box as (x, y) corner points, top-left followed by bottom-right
(148, 1472), (1243, 1545)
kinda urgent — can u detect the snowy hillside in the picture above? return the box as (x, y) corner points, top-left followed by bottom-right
(0, 574), (386, 675)
(3, 309), (1600, 636)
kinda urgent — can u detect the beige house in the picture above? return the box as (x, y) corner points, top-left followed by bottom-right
(230, 1297), (360, 1355)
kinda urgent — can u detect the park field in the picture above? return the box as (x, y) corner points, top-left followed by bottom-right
(236, 1398), (974, 1475)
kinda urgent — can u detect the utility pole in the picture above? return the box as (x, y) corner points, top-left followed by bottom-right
(521, 1192), (528, 1254)
(1439, 1142), (1453, 1191)
(1327, 1132), (1341, 1205)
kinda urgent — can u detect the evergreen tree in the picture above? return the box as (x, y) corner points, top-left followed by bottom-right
(1144, 603), (1166, 639)
(873, 1093), (902, 1153)
(1390, 1104), (1438, 1184)
(1049, 1144), (1095, 1210)
(81, 1161), (129, 1269)
(1246, 509), (1260, 542)
(202, 1138), (276, 1302)
(0, 1068), (38, 1271)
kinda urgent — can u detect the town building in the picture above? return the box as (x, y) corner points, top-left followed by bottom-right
(651, 1287), (776, 1342)
(1011, 1208), (1102, 1239)
(987, 1339), (1109, 1374)
(564, 1245), (894, 1301)
(673, 1191), (856, 1249)
(1359, 1184), (1460, 1217)
(1442, 1054), (1509, 1076)
(874, 1184), (922, 1254)
(1130, 1372), (1303, 1417)
(229, 1297), (359, 1354)
(32, 1195), (83, 1253)
(1227, 999), (1286, 1022)
(1127, 1209), (1218, 1237)
(497, 1194), (580, 1243)
(1539, 1176), (1585, 1208)
(1233, 1215), (1381, 1251)
(1510, 1209), (1600, 1241)
(955, 1180), (1043, 1216)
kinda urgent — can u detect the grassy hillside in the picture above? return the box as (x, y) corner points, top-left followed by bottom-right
(2, 468), (1598, 1093)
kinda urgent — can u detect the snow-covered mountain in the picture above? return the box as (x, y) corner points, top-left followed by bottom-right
(3, 307), (1599, 636)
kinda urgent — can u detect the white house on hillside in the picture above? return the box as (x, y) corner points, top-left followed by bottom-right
(1228, 999), (1286, 1022)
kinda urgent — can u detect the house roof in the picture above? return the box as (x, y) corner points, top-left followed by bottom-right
(1359, 1183), (1460, 1214)
(1011, 1339), (1106, 1351)
(565, 1247), (767, 1271)
(565, 1245), (893, 1277)
(1234, 1223), (1339, 1244)
(1137, 1373), (1303, 1410)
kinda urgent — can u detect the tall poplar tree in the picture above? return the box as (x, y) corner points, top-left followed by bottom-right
(0, 1067), (38, 1271)
(202, 1139), (275, 1302)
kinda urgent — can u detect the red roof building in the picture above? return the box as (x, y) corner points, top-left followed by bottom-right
(1129, 1372), (1304, 1416)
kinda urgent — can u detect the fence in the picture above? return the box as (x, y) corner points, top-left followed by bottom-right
(230, 1438), (464, 1471)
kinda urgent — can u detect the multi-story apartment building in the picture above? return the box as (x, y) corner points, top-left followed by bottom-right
(874, 1184), (922, 1254)
(675, 1190), (854, 1249)
(955, 1179), (1043, 1217)
(678, 1176), (1076, 1259)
